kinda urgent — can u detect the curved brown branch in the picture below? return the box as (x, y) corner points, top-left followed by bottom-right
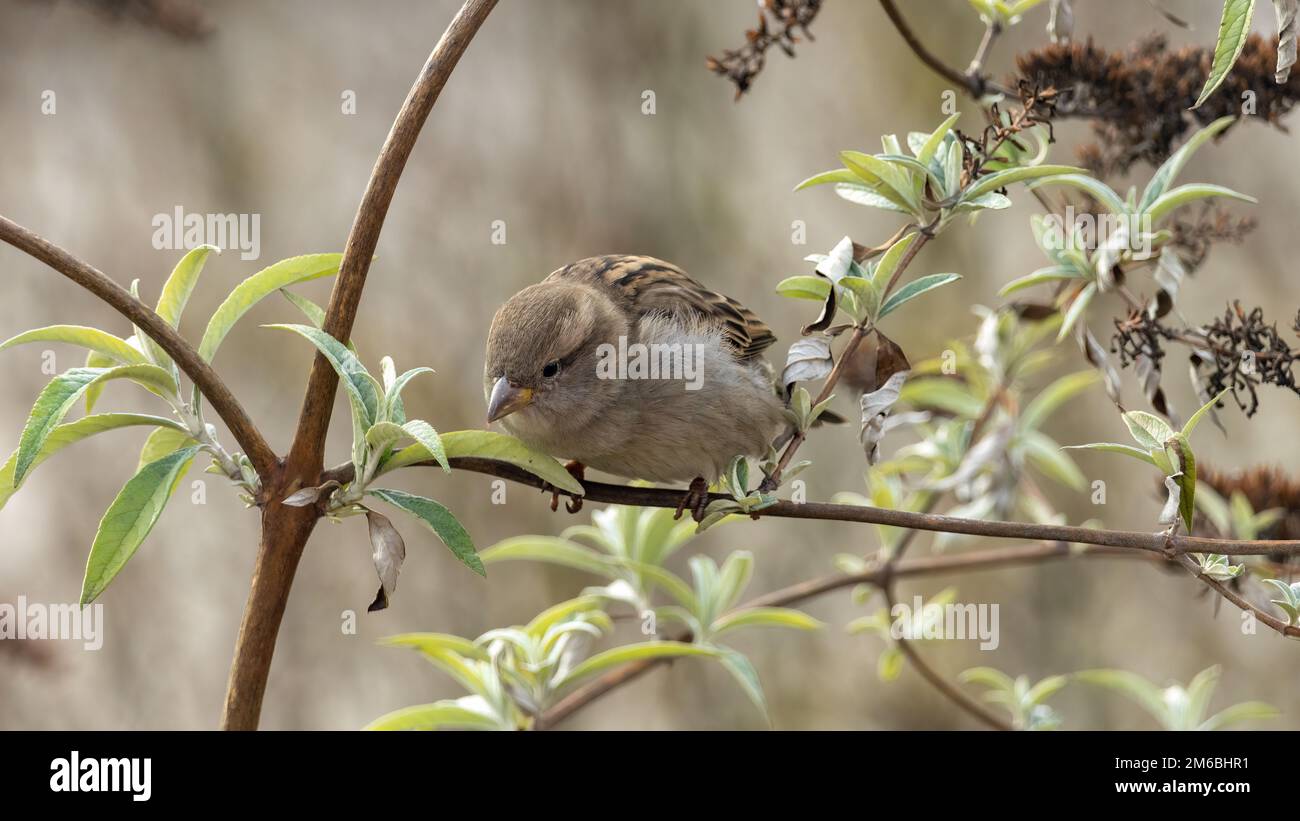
(541, 541), (1152, 728)
(877, 0), (1014, 98)
(328, 455), (1300, 558)
(0, 215), (278, 479)
(218, 0), (499, 731)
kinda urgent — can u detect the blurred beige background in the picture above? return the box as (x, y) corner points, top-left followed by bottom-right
(1, 0), (1296, 730)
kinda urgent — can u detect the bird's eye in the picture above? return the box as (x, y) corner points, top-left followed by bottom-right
(542, 360), (561, 379)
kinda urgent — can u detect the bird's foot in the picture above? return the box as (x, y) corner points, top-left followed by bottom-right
(673, 476), (711, 523)
(542, 461), (586, 514)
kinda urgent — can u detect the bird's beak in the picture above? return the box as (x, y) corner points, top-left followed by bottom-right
(487, 376), (534, 423)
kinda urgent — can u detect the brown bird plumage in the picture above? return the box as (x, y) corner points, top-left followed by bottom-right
(484, 255), (786, 488)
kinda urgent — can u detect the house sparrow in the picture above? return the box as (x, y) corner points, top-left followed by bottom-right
(484, 255), (786, 516)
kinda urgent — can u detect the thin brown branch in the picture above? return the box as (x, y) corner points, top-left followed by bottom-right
(542, 541), (1152, 728)
(218, 0), (498, 731)
(877, 0), (1014, 98)
(882, 583), (1011, 729)
(325, 456), (1300, 559)
(0, 215), (278, 479)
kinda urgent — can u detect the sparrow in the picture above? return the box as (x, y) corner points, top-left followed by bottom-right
(484, 255), (787, 517)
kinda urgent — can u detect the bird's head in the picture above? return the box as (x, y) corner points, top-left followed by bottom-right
(484, 280), (629, 430)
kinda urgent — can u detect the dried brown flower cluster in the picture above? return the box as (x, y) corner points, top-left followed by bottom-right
(1015, 34), (1300, 178)
(1198, 303), (1300, 417)
(1199, 464), (1300, 543)
(1167, 204), (1257, 274)
(706, 0), (823, 100)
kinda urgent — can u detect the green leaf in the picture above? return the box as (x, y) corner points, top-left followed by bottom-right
(900, 378), (984, 418)
(13, 365), (179, 486)
(379, 429), (585, 495)
(136, 426), (197, 472)
(839, 151), (919, 212)
(0, 413), (185, 511)
(1019, 370), (1100, 432)
(1022, 431), (1087, 491)
(265, 324), (379, 427)
(999, 266), (1086, 296)
(960, 666), (1016, 692)
(81, 445), (200, 604)
(1144, 183), (1256, 224)
(878, 273), (961, 319)
(1169, 433), (1197, 532)
(712, 607), (824, 637)
(1075, 669), (1171, 726)
(480, 536), (615, 577)
(401, 420), (448, 473)
(962, 165), (1085, 201)
(366, 487), (483, 576)
(1139, 117), (1237, 211)
(0, 325), (151, 366)
(869, 232), (920, 290)
(793, 168), (861, 190)
(878, 646), (904, 681)
(917, 113), (962, 166)
(156, 245), (218, 328)
(1030, 174), (1128, 214)
(1193, 0), (1259, 109)
(551, 641), (721, 692)
(364, 700), (503, 731)
(279, 288), (327, 328)
(1182, 388), (1231, 438)
(381, 631), (490, 660)
(775, 275), (832, 301)
(835, 183), (913, 212)
(1056, 281), (1097, 341)
(197, 253), (342, 361)
(1123, 410), (1175, 450)
(1061, 442), (1160, 467)
(1199, 701), (1279, 731)
(716, 647), (769, 723)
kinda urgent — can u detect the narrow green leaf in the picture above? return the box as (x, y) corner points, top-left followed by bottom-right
(0, 413), (185, 511)
(793, 168), (860, 191)
(364, 700), (502, 731)
(775, 275), (832, 301)
(1144, 183), (1256, 225)
(917, 113), (961, 166)
(156, 245), (219, 328)
(1193, 0), (1259, 109)
(1020, 370), (1100, 432)
(265, 323), (379, 426)
(1139, 116), (1237, 211)
(717, 647), (769, 723)
(870, 232), (920, 290)
(1061, 442), (1160, 467)
(551, 641), (721, 692)
(1023, 431), (1087, 491)
(712, 607), (824, 637)
(136, 426), (197, 472)
(1182, 387), (1231, 438)
(0, 325), (152, 366)
(962, 165), (1085, 201)
(13, 365), (179, 485)
(878, 273), (961, 319)
(1056, 281), (1097, 341)
(999, 266), (1085, 296)
(367, 487), (483, 576)
(197, 253), (342, 361)
(1030, 174), (1128, 214)
(378, 429), (585, 495)
(401, 420), (448, 473)
(480, 536), (616, 577)
(81, 446), (200, 604)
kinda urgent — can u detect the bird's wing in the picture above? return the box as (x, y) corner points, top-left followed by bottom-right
(545, 255), (777, 360)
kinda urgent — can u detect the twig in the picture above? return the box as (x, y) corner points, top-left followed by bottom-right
(877, 0), (1014, 98)
(218, 0), (499, 731)
(324, 455), (1300, 558)
(0, 215), (277, 479)
(541, 540), (1154, 728)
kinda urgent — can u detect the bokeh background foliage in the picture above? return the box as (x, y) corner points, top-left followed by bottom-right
(1, 0), (1297, 729)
